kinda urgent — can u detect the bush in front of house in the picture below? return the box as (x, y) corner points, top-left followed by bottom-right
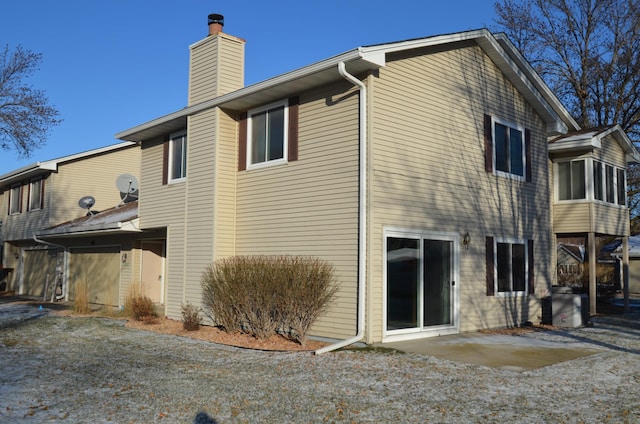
(181, 302), (203, 331)
(201, 255), (338, 345)
(131, 295), (157, 321)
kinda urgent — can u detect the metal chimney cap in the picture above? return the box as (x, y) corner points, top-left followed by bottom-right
(208, 14), (224, 26)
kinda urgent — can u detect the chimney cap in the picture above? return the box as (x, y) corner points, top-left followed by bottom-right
(208, 14), (224, 26)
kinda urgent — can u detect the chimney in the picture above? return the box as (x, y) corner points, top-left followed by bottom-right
(188, 13), (245, 105)
(208, 13), (224, 35)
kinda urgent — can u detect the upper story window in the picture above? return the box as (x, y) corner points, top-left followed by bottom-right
(247, 100), (288, 168)
(556, 158), (626, 206)
(28, 177), (44, 211)
(238, 96), (299, 172)
(484, 114), (530, 181)
(168, 131), (187, 182)
(9, 184), (21, 215)
(558, 160), (586, 200)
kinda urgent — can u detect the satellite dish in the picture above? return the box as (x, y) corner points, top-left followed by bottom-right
(78, 195), (96, 213)
(116, 174), (139, 194)
(115, 174), (139, 205)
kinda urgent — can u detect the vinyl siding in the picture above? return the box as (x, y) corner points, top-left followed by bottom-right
(213, 109), (238, 258)
(49, 146), (140, 225)
(184, 110), (217, 308)
(368, 42), (551, 340)
(235, 81), (360, 339)
(188, 34), (244, 106)
(140, 137), (187, 318)
(552, 133), (631, 237)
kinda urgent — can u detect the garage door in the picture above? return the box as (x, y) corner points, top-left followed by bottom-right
(23, 249), (59, 297)
(69, 246), (120, 306)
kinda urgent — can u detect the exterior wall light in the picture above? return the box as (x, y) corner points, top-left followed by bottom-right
(463, 232), (471, 250)
(121, 253), (128, 263)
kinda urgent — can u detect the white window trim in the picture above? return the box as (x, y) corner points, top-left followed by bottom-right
(556, 158), (627, 208)
(168, 130), (187, 183)
(28, 177), (43, 211)
(382, 227), (460, 341)
(492, 116), (526, 181)
(493, 237), (528, 297)
(246, 99), (289, 170)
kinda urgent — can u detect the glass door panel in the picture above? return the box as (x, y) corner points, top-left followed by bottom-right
(386, 237), (419, 330)
(423, 240), (452, 326)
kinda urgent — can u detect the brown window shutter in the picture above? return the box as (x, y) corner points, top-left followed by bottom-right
(528, 239), (535, 295)
(162, 137), (169, 185)
(27, 183), (32, 211)
(484, 114), (493, 172)
(486, 236), (495, 296)
(525, 128), (532, 182)
(238, 112), (247, 171)
(288, 96), (299, 162)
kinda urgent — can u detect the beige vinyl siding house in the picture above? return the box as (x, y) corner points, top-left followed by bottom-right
(117, 14), (639, 346)
(0, 142), (140, 296)
(368, 42), (553, 339)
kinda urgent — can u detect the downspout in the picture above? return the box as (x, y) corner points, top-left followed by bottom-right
(33, 235), (67, 300)
(315, 61), (367, 354)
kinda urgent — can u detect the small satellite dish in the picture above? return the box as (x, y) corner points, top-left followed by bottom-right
(78, 195), (96, 213)
(116, 174), (139, 194)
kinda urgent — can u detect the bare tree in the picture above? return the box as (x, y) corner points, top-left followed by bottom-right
(0, 44), (61, 158)
(495, 0), (640, 218)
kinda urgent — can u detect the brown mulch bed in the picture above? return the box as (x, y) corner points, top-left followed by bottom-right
(123, 316), (329, 352)
(1, 291), (328, 351)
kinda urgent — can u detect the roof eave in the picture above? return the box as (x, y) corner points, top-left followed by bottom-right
(116, 49), (382, 142)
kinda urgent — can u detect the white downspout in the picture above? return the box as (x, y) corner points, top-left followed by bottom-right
(33, 235), (67, 300)
(315, 61), (367, 354)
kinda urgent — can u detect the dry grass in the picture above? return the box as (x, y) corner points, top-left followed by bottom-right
(72, 280), (90, 315)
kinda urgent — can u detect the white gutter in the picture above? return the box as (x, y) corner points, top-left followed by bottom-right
(315, 62), (367, 354)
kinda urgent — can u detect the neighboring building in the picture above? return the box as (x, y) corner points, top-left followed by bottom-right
(0, 142), (143, 305)
(115, 14), (593, 345)
(557, 243), (585, 288)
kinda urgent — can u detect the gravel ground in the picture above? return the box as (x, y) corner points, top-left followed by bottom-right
(1, 303), (640, 423)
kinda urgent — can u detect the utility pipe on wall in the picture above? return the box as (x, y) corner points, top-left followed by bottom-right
(315, 62), (367, 355)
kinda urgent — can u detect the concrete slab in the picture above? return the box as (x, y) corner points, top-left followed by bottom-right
(378, 332), (603, 372)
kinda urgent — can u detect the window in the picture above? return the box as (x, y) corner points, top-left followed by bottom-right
(238, 97), (299, 172)
(484, 115), (530, 180)
(247, 100), (287, 167)
(9, 184), (21, 215)
(486, 237), (533, 296)
(593, 161), (604, 201)
(557, 160), (586, 200)
(617, 168), (626, 206)
(590, 159), (626, 205)
(168, 131), (187, 182)
(28, 177), (43, 211)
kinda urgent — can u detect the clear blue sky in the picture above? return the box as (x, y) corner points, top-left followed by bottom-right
(1, 0), (498, 175)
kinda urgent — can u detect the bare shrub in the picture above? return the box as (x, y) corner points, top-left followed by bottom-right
(131, 295), (156, 321)
(72, 280), (90, 315)
(181, 302), (202, 331)
(275, 257), (338, 346)
(201, 255), (337, 344)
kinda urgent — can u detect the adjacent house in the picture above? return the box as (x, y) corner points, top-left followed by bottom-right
(0, 142), (146, 305)
(115, 14), (616, 346)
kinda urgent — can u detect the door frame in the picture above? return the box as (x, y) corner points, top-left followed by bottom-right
(383, 227), (460, 341)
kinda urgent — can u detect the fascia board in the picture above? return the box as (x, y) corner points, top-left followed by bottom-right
(1, 141), (136, 185)
(116, 49), (368, 141)
(548, 137), (601, 153)
(493, 33), (579, 133)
